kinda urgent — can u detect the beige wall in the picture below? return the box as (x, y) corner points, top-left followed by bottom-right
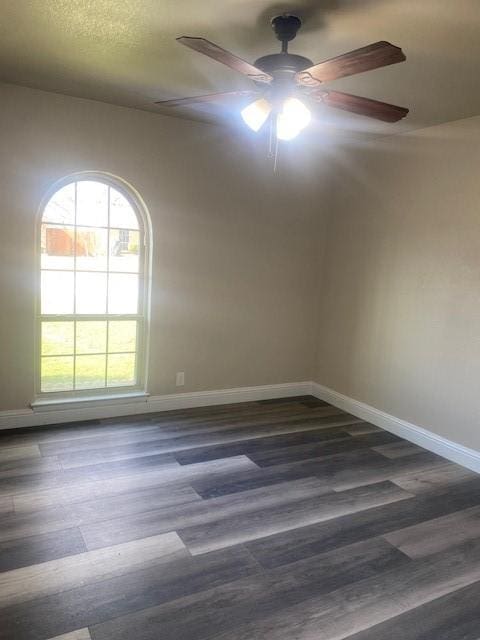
(316, 116), (480, 451)
(0, 82), (324, 411)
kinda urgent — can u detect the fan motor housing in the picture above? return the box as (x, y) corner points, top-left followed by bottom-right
(254, 53), (313, 77)
(254, 53), (313, 88)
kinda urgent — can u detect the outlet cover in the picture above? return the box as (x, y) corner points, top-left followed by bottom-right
(176, 371), (185, 386)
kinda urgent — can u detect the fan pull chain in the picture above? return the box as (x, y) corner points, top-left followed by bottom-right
(267, 115), (274, 158)
(266, 113), (280, 173)
(273, 135), (279, 173)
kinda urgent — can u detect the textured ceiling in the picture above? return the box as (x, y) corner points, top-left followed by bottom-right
(1, 0), (480, 139)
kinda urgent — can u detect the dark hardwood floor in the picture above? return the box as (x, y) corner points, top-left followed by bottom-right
(0, 396), (479, 640)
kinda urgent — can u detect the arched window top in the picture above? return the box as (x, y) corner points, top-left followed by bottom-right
(42, 180), (140, 230)
(37, 175), (149, 397)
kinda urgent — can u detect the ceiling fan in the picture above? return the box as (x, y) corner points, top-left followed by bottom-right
(156, 15), (408, 141)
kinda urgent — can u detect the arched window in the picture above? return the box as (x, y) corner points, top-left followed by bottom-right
(37, 175), (150, 397)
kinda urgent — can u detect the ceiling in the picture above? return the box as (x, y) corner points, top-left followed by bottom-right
(1, 0), (480, 140)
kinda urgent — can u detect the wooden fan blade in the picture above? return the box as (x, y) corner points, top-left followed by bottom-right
(296, 41), (406, 87)
(155, 90), (259, 108)
(311, 89), (409, 122)
(177, 36), (273, 84)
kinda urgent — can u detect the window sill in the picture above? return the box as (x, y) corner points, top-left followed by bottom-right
(31, 391), (149, 412)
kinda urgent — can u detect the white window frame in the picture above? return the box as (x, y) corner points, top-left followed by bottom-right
(34, 172), (151, 403)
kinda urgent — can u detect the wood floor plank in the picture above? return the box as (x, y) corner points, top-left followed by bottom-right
(80, 476), (334, 550)
(311, 449), (448, 491)
(51, 452), (179, 482)
(191, 462), (331, 499)
(179, 481), (413, 555)
(89, 538), (409, 640)
(0, 445), (41, 463)
(207, 537), (480, 640)
(46, 629), (92, 640)
(384, 504), (480, 558)
(56, 442), (195, 469)
(0, 421), (102, 448)
(0, 401), (313, 448)
(245, 476), (480, 568)
(373, 440), (424, 458)
(0, 546), (259, 640)
(55, 408), (348, 469)
(60, 408), (330, 445)
(144, 398), (311, 421)
(40, 415), (359, 464)
(173, 421), (364, 466)
(89, 569), (278, 640)
(248, 430), (398, 467)
(0, 527), (87, 572)
(393, 463), (478, 495)
(118, 401), (317, 428)
(344, 423), (382, 435)
(34, 406), (341, 456)
(0, 496), (13, 514)
(0, 456), (61, 480)
(0, 483), (202, 544)
(0, 453), (179, 498)
(343, 579), (480, 640)
(146, 402), (342, 430)
(12, 455), (257, 511)
(68, 482), (202, 523)
(0, 505), (77, 543)
(150, 402), (339, 428)
(191, 448), (446, 498)
(0, 532), (187, 608)
(256, 395), (325, 406)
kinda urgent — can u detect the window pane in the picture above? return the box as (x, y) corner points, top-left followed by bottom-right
(76, 181), (108, 227)
(109, 188), (139, 229)
(108, 320), (137, 353)
(108, 273), (138, 314)
(41, 356), (74, 392)
(41, 321), (74, 356)
(109, 229), (140, 273)
(75, 227), (108, 271)
(41, 224), (75, 270)
(76, 272), (107, 314)
(107, 353), (136, 387)
(75, 354), (106, 389)
(41, 271), (74, 314)
(76, 321), (107, 354)
(42, 183), (75, 225)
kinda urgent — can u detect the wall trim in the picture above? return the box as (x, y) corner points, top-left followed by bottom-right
(311, 381), (480, 474)
(0, 381), (312, 430)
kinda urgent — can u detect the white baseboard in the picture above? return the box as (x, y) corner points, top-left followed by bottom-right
(311, 381), (480, 474)
(0, 381), (312, 430)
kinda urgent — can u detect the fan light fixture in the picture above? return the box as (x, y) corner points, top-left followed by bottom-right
(241, 98), (272, 132)
(276, 97), (311, 140)
(241, 96), (311, 140)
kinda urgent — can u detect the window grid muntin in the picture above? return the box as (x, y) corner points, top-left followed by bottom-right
(41, 221), (140, 233)
(41, 269), (141, 276)
(104, 186), (110, 387)
(72, 183), (77, 384)
(39, 316), (141, 391)
(38, 178), (145, 395)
